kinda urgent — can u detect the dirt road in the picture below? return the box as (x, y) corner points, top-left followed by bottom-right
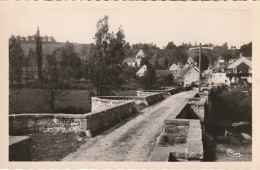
(63, 90), (197, 161)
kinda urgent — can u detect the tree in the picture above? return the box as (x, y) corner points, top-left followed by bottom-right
(50, 36), (56, 43)
(9, 39), (24, 83)
(35, 27), (43, 81)
(194, 52), (209, 71)
(60, 41), (83, 80)
(154, 58), (160, 70)
(45, 49), (61, 111)
(165, 41), (176, 49)
(80, 44), (88, 56)
(240, 42), (252, 57)
(138, 64), (156, 90)
(86, 16), (126, 95)
(164, 58), (169, 68)
(140, 58), (149, 67)
(221, 50), (234, 62)
(174, 47), (188, 64)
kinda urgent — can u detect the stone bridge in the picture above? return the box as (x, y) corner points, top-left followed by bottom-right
(9, 86), (219, 161)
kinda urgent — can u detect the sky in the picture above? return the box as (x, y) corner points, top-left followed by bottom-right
(4, 4), (252, 49)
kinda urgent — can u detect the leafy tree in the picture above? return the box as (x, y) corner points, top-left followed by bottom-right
(154, 58), (160, 70)
(35, 27), (43, 81)
(174, 47), (188, 64)
(45, 49), (62, 111)
(164, 58), (169, 68)
(140, 58), (149, 67)
(138, 64), (156, 90)
(60, 41), (83, 80)
(221, 50), (234, 62)
(166, 41), (176, 49)
(194, 52), (209, 71)
(9, 39), (24, 83)
(80, 44), (88, 56)
(50, 36), (56, 43)
(86, 16), (126, 95)
(240, 42), (252, 57)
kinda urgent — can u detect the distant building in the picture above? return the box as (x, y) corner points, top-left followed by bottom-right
(123, 49), (145, 67)
(169, 62), (183, 78)
(135, 49), (145, 67)
(226, 56), (252, 84)
(124, 58), (136, 67)
(183, 65), (199, 87)
(136, 64), (147, 77)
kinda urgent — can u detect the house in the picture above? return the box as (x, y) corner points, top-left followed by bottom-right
(124, 58), (136, 67)
(212, 72), (228, 85)
(136, 64), (147, 77)
(226, 56), (252, 84)
(135, 49), (145, 67)
(169, 62), (184, 78)
(123, 49), (145, 67)
(183, 65), (199, 87)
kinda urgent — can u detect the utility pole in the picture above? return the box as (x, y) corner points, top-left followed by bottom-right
(189, 44), (213, 92)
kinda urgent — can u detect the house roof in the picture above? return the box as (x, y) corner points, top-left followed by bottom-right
(169, 63), (179, 70)
(136, 49), (145, 58)
(183, 65), (199, 76)
(124, 58), (136, 63)
(245, 57), (252, 61)
(227, 56), (252, 69)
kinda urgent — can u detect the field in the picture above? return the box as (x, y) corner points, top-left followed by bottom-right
(9, 88), (91, 114)
(9, 88), (139, 114)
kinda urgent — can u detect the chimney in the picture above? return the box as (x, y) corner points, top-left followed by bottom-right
(240, 53), (243, 58)
(177, 62), (180, 66)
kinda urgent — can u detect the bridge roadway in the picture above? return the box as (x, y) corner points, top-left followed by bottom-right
(63, 90), (197, 161)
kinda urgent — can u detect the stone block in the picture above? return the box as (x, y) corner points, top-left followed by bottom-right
(9, 136), (32, 161)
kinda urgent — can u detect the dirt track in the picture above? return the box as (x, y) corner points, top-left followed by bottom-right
(63, 90), (197, 161)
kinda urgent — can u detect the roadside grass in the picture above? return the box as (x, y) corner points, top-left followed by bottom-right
(29, 132), (86, 161)
(9, 88), (91, 114)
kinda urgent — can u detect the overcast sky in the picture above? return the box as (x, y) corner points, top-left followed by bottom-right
(5, 5), (251, 48)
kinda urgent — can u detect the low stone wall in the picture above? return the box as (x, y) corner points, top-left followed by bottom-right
(137, 88), (178, 97)
(9, 101), (136, 136)
(83, 101), (135, 134)
(91, 92), (164, 112)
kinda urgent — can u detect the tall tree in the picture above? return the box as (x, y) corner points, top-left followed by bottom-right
(165, 41), (176, 49)
(9, 38), (24, 83)
(45, 49), (61, 111)
(240, 42), (252, 57)
(138, 64), (156, 90)
(35, 27), (43, 81)
(194, 52), (209, 71)
(164, 58), (169, 68)
(86, 16), (126, 95)
(60, 41), (83, 80)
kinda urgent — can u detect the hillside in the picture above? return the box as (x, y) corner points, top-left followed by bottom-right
(21, 42), (92, 60)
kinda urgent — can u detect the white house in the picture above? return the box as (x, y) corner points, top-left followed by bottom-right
(183, 65), (199, 87)
(212, 72), (228, 85)
(226, 56), (252, 84)
(123, 49), (145, 67)
(135, 49), (145, 67)
(136, 64), (147, 77)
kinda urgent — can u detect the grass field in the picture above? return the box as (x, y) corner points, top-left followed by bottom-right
(9, 88), (139, 114)
(9, 88), (91, 114)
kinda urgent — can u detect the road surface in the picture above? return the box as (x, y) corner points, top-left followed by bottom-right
(63, 90), (197, 161)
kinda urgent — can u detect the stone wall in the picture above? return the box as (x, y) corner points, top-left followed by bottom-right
(150, 94), (207, 161)
(136, 88), (178, 97)
(84, 101), (136, 134)
(91, 92), (164, 112)
(9, 101), (136, 136)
